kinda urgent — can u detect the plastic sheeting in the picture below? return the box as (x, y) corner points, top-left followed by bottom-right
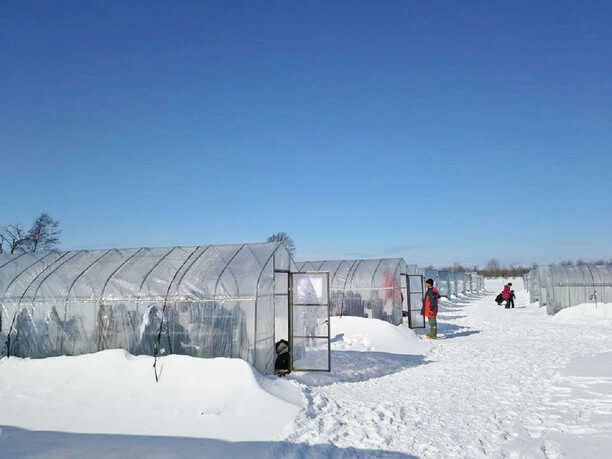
(415, 269), (483, 298)
(437, 271), (454, 297)
(296, 259), (406, 326)
(0, 242), (292, 374)
(468, 272), (484, 292)
(529, 264), (612, 315)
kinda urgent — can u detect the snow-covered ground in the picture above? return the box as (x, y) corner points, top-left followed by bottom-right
(1, 278), (611, 458)
(552, 302), (612, 326)
(0, 350), (302, 441)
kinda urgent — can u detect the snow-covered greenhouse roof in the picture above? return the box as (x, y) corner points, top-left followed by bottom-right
(0, 242), (291, 305)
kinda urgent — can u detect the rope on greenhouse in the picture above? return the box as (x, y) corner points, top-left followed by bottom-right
(153, 246), (201, 382)
(330, 286), (401, 292)
(0, 296), (258, 305)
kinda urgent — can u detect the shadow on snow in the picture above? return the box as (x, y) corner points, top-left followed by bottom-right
(435, 314), (468, 320)
(0, 426), (416, 459)
(440, 329), (480, 339)
(415, 322), (481, 341)
(291, 349), (430, 387)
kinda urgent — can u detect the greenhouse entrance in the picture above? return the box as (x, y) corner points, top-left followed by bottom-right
(406, 274), (425, 329)
(290, 271), (331, 372)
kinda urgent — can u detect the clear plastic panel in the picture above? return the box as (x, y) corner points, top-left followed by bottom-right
(273, 248), (290, 272)
(296, 262), (319, 271)
(298, 259), (405, 325)
(293, 273), (328, 305)
(292, 337), (329, 371)
(438, 280), (449, 297)
(330, 260), (352, 288)
(274, 294), (289, 342)
(255, 257), (275, 374)
(401, 274), (408, 313)
(410, 309), (426, 328)
(409, 275), (423, 293)
(3, 252), (66, 300)
(275, 272), (288, 295)
(292, 305), (329, 337)
(331, 290), (365, 317)
(0, 252), (59, 297)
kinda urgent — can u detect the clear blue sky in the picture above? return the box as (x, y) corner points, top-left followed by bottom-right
(1, 0), (611, 267)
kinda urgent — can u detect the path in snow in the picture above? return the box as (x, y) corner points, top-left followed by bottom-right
(278, 279), (612, 458)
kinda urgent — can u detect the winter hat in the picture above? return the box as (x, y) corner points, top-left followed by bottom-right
(508, 282), (513, 286)
(425, 278), (434, 286)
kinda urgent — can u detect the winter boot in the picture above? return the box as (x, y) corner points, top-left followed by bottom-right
(427, 326), (437, 339)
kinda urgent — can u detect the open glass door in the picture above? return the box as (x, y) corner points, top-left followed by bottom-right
(290, 271), (330, 372)
(407, 274), (425, 329)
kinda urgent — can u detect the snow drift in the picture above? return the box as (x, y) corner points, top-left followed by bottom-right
(552, 302), (612, 326)
(290, 317), (429, 386)
(0, 350), (302, 441)
(330, 316), (429, 355)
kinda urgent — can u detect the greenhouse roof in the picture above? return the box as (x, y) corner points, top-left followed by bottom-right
(296, 258), (407, 290)
(0, 242), (288, 305)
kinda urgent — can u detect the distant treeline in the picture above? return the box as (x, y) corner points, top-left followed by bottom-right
(432, 259), (531, 279)
(431, 258), (612, 279)
(557, 259), (612, 266)
(478, 265), (530, 279)
(443, 258), (530, 277)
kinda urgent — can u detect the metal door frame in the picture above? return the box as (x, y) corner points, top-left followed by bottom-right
(273, 265), (290, 345)
(400, 272), (409, 317)
(406, 274), (426, 329)
(289, 271), (331, 372)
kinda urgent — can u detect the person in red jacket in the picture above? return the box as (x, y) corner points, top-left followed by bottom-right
(421, 278), (441, 339)
(501, 282), (512, 308)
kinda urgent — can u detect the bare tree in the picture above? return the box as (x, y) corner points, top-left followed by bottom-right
(485, 258), (501, 272)
(24, 213), (61, 252)
(478, 258), (528, 278)
(267, 232), (295, 257)
(440, 262), (469, 272)
(0, 224), (29, 254)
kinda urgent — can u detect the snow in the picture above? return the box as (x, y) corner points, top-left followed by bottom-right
(2, 278), (612, 458)
(0, 350), (302, 441)
(328, 316), (428, 355)
(552, 302), (612, 326)
(289, 316), (428, 386)
(283, 278), (612, 457)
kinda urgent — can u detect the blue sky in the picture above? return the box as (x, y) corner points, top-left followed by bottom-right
(1, 0), (611, 267)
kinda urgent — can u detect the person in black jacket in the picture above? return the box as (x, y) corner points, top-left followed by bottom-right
(505, 290), (516, 309)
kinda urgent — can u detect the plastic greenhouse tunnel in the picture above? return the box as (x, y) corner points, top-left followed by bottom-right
(0, 242), (332, 375)
(528, 264), (612, 315)
(295, 258), (426, 329)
